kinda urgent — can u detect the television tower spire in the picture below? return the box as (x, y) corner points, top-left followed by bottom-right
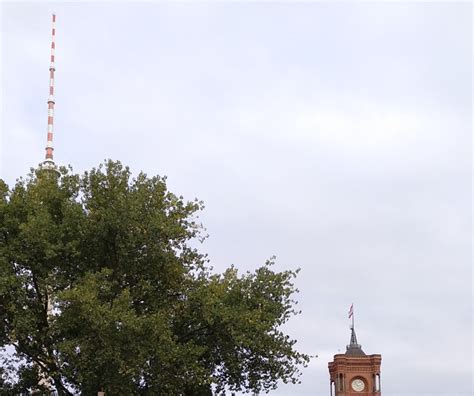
(40, 13), (58, 172)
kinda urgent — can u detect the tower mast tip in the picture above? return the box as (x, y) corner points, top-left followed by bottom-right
(40, 13), (59, 175)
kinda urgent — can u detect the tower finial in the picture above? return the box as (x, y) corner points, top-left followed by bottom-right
(346, 303), (366, 356)
(40, 13), (58, 173)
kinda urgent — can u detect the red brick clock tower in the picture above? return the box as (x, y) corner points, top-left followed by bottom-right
(328, 323), (382, 395)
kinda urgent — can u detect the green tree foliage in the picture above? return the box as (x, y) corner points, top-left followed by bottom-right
(0, 161), (309, 395)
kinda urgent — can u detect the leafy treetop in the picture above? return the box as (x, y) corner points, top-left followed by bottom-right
(0, 160), (309, 395)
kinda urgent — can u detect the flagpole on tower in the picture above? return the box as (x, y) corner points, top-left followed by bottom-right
(352, 304), (354, 330)
(348, 303), (354, 330)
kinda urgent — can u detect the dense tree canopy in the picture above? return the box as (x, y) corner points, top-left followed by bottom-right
(0, 161), (309, 395)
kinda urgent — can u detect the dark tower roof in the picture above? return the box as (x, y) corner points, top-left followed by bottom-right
(345, 326), (366, 356)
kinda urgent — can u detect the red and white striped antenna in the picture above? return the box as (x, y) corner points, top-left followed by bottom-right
(41, 13), (58, 172)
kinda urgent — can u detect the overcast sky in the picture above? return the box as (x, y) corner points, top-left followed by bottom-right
(1, 1), (472, 395)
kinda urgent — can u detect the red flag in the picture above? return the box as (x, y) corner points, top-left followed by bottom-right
(348, 304), (353, 319)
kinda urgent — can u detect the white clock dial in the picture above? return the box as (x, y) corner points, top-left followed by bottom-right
(351, 378), (365, 392)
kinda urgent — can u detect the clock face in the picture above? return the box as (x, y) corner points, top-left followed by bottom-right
(351, 378), (365, 392)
